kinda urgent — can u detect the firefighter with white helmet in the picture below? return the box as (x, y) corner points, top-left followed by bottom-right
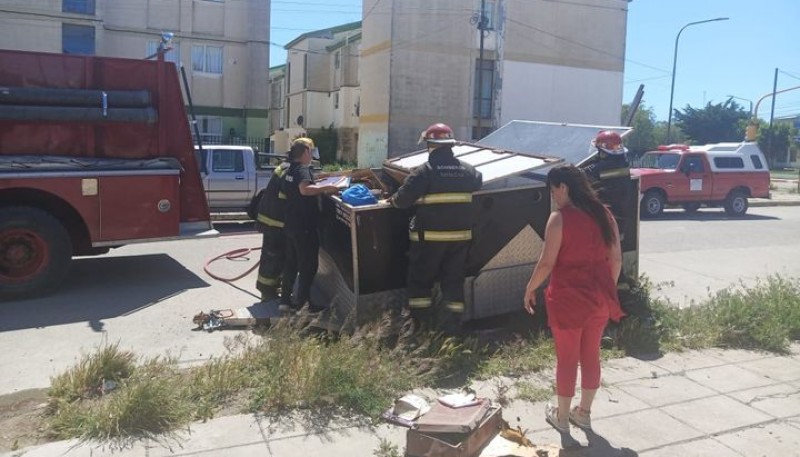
(387, 123), (483, 336)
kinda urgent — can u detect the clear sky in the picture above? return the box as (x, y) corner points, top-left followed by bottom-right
(269, 0), (800, 122)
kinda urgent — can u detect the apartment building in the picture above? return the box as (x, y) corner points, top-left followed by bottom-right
(275, 21), (361, 162)
(358, 0), (630, 166)
(0, 0), (270, 142)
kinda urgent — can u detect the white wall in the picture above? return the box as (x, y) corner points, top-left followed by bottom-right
(500, 60), (622, 126)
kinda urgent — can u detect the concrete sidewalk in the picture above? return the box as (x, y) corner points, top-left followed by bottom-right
(7, 344), (800, 457)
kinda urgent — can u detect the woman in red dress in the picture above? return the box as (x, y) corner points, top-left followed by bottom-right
(524, 165), (624, 434)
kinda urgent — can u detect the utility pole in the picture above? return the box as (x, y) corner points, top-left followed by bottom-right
(767, 68), (778, 165)
(475, 0), (487, 140)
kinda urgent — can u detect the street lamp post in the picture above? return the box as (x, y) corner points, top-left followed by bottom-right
(726, 95), (753, 116)
(666, 17), (729, 143)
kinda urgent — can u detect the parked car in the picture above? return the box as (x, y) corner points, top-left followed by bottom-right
(194, 145), (320, 214)
(194, 145), (283, 212)
(632, 142), (770, 218)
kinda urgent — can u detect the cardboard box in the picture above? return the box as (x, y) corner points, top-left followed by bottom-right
(406, 406), (502, 457)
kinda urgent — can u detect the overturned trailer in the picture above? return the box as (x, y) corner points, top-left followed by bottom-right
(311, 121), (639, 329)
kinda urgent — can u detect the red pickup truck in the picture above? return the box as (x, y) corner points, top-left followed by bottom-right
(632, 142), (770, 218)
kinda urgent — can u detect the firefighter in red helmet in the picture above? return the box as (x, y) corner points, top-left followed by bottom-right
(582, 130), (631, 235)
(387, 123), (483, 336)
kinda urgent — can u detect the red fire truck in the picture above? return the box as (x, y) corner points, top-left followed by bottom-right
(0, 49), (214, 298)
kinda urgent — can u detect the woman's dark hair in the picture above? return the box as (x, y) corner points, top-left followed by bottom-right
(546, 165), (615, 246)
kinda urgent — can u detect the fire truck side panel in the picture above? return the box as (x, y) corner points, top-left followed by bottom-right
(97, 174), (180, 242)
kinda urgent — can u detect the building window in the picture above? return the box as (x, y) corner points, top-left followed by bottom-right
(477, 0), (497, 30)
(62, 24), (95, 55)
(192, 116), (223, 144)
(303, 54), (308, 89)
(473, 59), (494, 119)
(334, 51), (341, 69)
(63, 0), (95, 15)
(147, 40), (180, 64)
(334, 92), (339, 109)
(192, 45), (223, 74)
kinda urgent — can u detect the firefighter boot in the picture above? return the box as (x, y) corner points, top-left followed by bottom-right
(440, 310), (464, 338)
(398, 307), (432, 349)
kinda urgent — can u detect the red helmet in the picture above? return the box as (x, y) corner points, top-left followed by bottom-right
(420, 123), (456, 145)
(593, 130), (626, 154)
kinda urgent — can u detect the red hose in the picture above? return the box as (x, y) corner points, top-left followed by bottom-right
(203, 247), (261, 282)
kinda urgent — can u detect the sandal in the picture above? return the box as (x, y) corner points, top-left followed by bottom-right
(545, 403), (570, 434)
(569, 406), (592, 430)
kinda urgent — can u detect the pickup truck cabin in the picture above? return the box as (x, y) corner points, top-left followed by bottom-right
(633, 142), (770, 218)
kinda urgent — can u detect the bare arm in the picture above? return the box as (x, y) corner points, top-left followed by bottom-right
(608, 215), (622, 284)
(524, 211), (563, 314)
(299, 181), (339, 196)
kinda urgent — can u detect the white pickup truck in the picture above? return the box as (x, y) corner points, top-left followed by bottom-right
(194, 145), (278, 213)
(194, 145), (322, 215)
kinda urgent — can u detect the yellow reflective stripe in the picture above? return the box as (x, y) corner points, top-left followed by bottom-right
(278, 192), (287, 200)
(598, 168), (630, 179)
(409, 230), (472, 242)
(445, 301), (465, 313)
(258, 275), (279, 286)
(275, 167), (286, 177)
(416, 193), (473, 205)
(408, 297), (432, 308)
(257, 214), (284, 228)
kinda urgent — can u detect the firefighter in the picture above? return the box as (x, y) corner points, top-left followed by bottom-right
(280, 137), (339, 313)
(581, 130), (631, 239)
(386, 123), (483, 336)
(254, 151), (291, 302)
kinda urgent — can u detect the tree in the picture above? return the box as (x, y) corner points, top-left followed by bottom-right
(752, 119), (797, 167)
(620, 104), (656, 157)
(673, 100), (750, 144)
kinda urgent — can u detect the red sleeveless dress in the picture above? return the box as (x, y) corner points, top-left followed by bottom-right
(544, 205), (625, 329)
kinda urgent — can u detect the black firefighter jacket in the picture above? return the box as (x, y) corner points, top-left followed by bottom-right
(391, 147), (483, 242)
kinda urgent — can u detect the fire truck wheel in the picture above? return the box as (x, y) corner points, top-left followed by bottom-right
(682, 203), (701, 213)
(724, 191), (748, 217)
(640, 190), (664, 218)
(0, 207), (72, 298)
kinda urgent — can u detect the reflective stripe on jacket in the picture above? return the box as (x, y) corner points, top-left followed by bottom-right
(255, 162), (290, 232)
(391, 147), (482, 240)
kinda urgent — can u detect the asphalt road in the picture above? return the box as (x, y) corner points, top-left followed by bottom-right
(1, 206), (799, 395)
(639, 205), (800, 305)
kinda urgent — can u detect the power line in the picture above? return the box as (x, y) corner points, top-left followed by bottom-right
(779, 70), (800, 82)
(539, 0), (628, 12)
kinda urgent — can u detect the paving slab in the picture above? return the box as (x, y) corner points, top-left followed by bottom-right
(704, 349), (770, 364)
(149, 414), (264, 457)
(728, 383), (800, 419)
(737, 356), (800, 383)
(265, 424), (405, 457)
(638, 437), (741, 457)
(644, 350), (725, 374)
(685, 363), (775, 393)
(590, 408), (703, 451)
(661, 395), (773, 435)
(2, 439), (151, 457)
(714, 421), (800, 457)
(614, 374), (717, 408)
(589, 386), (651, 418)
(600, 358), (668, 385)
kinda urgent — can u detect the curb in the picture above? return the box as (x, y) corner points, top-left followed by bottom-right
(750, 199), (800, 207)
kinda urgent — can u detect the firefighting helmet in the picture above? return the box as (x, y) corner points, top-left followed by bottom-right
(593, 130), (627, 155)
(420, 123), (456, 145)
(291, 137), (319, 159)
